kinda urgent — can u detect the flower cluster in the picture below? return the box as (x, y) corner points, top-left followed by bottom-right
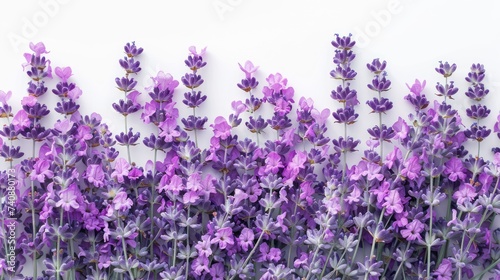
(2, 38), (500, 280)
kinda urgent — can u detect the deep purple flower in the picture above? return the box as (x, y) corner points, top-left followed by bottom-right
(435, 61), (457, 77)
(331, 33), (355, 50)
(124, 41), (143, 57)
(366, 58), (387, 74)
(433, 258), (453, 280)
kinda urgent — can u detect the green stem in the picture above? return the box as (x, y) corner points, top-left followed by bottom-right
(394, 243), (411, 279)
(185, 206), (191, 279)
(427, 175), (434, 279)
(150, 149), (158, 260)
(471, 257), (500, 280)
(365, 208), (385, 280)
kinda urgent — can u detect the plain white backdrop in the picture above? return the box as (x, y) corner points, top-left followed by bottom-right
(1, 0), (500, 164)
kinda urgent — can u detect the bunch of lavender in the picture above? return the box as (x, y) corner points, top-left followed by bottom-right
(114, 42), (143, 163)
(330, 34), (360, 181)
(366, 58), (394, 159)
(181, 46), (208, 147)
(237, 61), (266, 146)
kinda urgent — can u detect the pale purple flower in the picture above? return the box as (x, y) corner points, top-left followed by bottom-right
(276, 212), (287, 233)
(151, 71), (179, 92)
(0, 90), (12, 105)
(311, 108), (330, 126)
(84, 164), (105, 187)
(266, 73), (288, 92)
(238, 60), (259, 78)
(264, 152), (284, 174)
(158, 174), (185, 195)
(68, 86), (82, 100)
(298, 96), (314, 111)
(183, 191), (200, 204)
(382, 190), (404, 215)
(189, 46), (207, 58)
(444, 157), (466, 182)
(126, 90), (141, 104)
(400, 219), (424, 241)
(211, 227), (234, 250)
(406, 79), (426, 95)
(12, 110), (31, 130)
(141, 101), (157, 123)
(401, 156), (421, 180)
(159, 118), (180, 142)
(54, 119), (74, 134)
(231, 100), (247, 116)
(113, 191), (133, 212)
(29, 42), (49, 56)
(192, 256), (210, 276)
(453, 183), (477, 205)
(195, 235), (213, 257)
(56, 186), (80, 211)
(30, 159), (54, 182)
(211, 116), (231, 140)
(237, 228), (255, 252)
(111, 158), (130, 183)
(294, 252), (309, 268)
(21, 95), (37, 106)
(345, 185), (362, 204)
(392, 117), (409, 140)
(55, 66), (72, 82)
(283, 151), (307, 185)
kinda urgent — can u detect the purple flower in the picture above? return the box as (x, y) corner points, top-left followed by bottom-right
(211, 227), (234, 250)
(211, 116), (231, 140)
(189, 46), (207, 57)
(29, 42), (49, 56)
(84, 164), (105, 187)
(56, 185), (80, 211)
(444, 157), (466, 182)
(400, 219), (424, 241)
(55, 66), (72, 82)
(406, 79), (426, 95)
(382, 190), (404, 215)
(209, 263), (224, 280)
(257, 242), (281, 262)
(401, 156), (421, 180)
(453, 183), (477, 206)
(392, 117), (409, 140)
(238, 60), (259, 79)
(192, 256), (210, 276)
(433, 258), (453, 280)
(237, 228), (255, 252)
(0, 90), (12, 105)
(12, 110), (31, 130)
(111, 158), (130, 183)
(151, 71), (179, 92)
(113, 191), (133, 212)
(195, 235), (213, 257)
(30, 159), (54, 182)
(264, 152), (284, 174)
(159, 118), (180, 142)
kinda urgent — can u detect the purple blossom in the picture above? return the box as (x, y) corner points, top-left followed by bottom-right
(30, 159), (54, 182)
(211, 116), (231, 140)
(406, 79), (426, 95)
(382, 189), (404, 215)
(401, 156), (421, 180)
(401, 219), (424, 241)
(453, 183), (477, 205)
(237, 228), (255, 252)
(55, 185), (80, 211)
(392, 117), (409, 140)
(433, 258), (453, 280)
(238, 60), (259, 79)
(84, 164), (105, 187)
(211, 227), (234, 250)
(0, 90), (12, 104)
(444, 157), (466, 182)
(112, 191), (133, 212)
(111, 158), (130, 183)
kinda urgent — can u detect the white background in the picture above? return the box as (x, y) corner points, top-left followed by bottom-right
(1, 0), (500, 166)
